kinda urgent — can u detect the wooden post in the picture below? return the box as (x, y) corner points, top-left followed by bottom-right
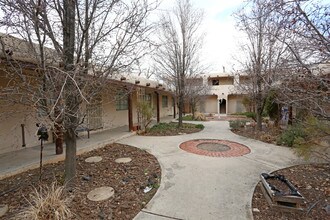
(21, 124), (26, 147)
(128, 91), (133, 131)
(155, 92), (160, 123)
(173, 97), (176, 118)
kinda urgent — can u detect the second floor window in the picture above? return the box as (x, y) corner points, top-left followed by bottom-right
(212, 79), (219, 85)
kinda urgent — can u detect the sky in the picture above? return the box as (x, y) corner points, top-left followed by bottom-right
(158, 0), (246, 74)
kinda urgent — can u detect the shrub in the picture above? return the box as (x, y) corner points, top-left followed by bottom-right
(264, 89), (280, 121)
(293, 117), (330, 162)
(260, 134), (273, 143)
(195, 124), (204, 129)
(242, 112), (256, 121)
(136, 100), (153, 132)
(182, 113), (206, 121)
(17, 183), (72, 220)
(276, 124), (306, 147)
(182, 115), (194, 121)
(194, 112), (206, 121)
(229, 120), (248, 130)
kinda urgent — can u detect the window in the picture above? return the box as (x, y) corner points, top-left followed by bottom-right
(212, 79), (219, 85)
(116, 91), (128, 110)
(143, 94), (152, 106)
(162, 95), (168, 107)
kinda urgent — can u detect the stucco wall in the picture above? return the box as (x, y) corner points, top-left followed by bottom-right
(102, 90), (129, 129)
(0, 103), (54, 154)
(204, 96), (218, 113)
(0, 70), (54, 154)
(228, 95), (246, 114)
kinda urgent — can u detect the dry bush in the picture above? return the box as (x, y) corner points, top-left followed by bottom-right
(259, 134), (273, 143)
(195, 112), (206, 121)
(16, 183), (72, 220)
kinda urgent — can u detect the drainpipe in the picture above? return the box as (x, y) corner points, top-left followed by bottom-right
(21, 124), (26, 147)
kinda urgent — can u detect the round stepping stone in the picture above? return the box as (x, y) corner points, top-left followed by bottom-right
(0, 204), (8, 217)
(115, 157), (132, 163)
(85, 156), (102, 163)
(87, 187), (114, 201)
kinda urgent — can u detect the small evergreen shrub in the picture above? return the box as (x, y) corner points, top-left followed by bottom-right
(195, 124), (204, 129)
(182, 115), (194, 121)
(276, 124), (306, 147)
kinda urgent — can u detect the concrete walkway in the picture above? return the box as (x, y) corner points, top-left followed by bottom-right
(117, 121), (304, 220)
(0, 119), (304, 219)
(0, 125), (133, 180)
(0, 116), (175, 180)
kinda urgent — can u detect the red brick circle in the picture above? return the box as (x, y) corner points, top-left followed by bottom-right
(179, 139), (250, 157)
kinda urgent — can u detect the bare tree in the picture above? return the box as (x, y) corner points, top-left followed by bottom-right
(0, 0), (157, 185)
(184, 76), (210, 119)
(153, 0), (204, 127)
(234, 0), (288, 130)
(268, 0), (330, 120)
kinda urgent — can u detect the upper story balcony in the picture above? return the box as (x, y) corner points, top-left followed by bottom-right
(208, 76), (234, 86)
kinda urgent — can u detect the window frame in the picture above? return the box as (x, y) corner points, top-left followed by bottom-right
(162, 95), (168, 108)
(115, 91), (128, 111)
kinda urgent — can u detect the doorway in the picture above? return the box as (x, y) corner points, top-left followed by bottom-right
(219, 99), (226, 114)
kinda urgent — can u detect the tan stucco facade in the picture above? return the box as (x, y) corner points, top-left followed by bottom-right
(227, 95), (246, 114)
(203, 95), (218, 113)
(0, 74), (174, 154)
(183, 73), (248, 116)
(0, 104), (55, 154)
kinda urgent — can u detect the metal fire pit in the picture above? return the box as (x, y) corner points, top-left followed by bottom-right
(260, 173), (306, 213)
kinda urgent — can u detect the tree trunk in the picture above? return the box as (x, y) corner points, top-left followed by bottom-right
(178, 72), (185, 128)
(191, 102), (196, 119)
(256, 90), (263, 131)
(64, 125), (77, 186)
(178, 92), (184, 128)
(63, 0), (76, 186)
(54, 107), (63, 155)
(288, 105), (293, 125)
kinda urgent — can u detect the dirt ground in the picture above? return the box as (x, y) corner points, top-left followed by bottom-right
(0, 143), (161, 219)
(252, 163), (330, 220)
(231, 128), (330, 219)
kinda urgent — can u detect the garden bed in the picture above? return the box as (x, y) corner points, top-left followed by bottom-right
(0, 143), (161, 219)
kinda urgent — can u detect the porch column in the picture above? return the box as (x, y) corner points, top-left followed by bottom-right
(173, 96), (176, 118)
(217, 98), (220, 118)
(128, 91), (133, 131)
(155, 92), (160, 123)
(226, 95), (228, 115)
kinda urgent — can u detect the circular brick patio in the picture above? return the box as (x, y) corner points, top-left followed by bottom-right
(179, 139), (250, 157)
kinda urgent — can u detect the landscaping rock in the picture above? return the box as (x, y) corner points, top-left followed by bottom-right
(323, 204), (330, 215)
(87, 187), (114, 201)
(0, 204), (8, 217)
(85, 156), (102, 163)
(115, 157), (132, 163)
